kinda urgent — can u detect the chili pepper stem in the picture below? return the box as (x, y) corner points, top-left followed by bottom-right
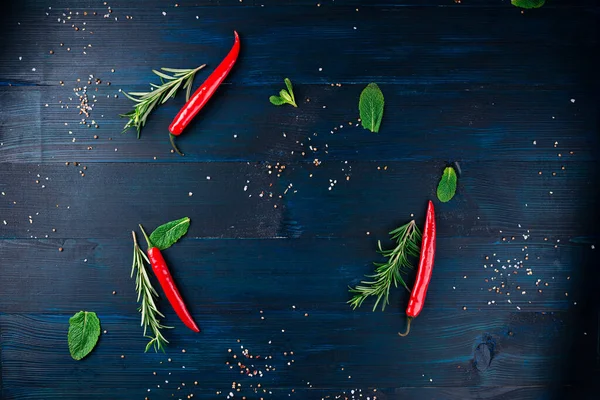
(169, 134), (184, 156)
(398, 317), (412, 337)
(139, 224), (153, 249)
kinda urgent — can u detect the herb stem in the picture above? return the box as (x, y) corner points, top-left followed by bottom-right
(348, 220), (422, 311)
(121, 65), (206, 138)
(131, 231), (171, 352)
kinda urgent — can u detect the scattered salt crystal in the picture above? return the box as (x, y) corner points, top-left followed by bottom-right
(570, 98), (575, 103)
(162, 11), (167, 16)
(318, 67), (322, 71)
(188, 192), (193, 197)
(206, 176), (211, 180)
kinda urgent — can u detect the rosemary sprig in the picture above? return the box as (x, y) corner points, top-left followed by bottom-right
(120, 65), (206, 138)
(348, 220), (422, 311)
(131, 231), (172, 352)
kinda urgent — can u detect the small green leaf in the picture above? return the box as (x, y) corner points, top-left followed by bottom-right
(437, 166), (458, 203)
(270, 78), (297, 108)
(152, 69), (176, 80)
(279, 89), (292, 103)
(511, 0), (545, 9)
(269, 95), (286, 106)
(284, 78), (294, 98)
(359, 83), (385, 133)
(68, 311), (101, 360)
(149, 217), (190, 250)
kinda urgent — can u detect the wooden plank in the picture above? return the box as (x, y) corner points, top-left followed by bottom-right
(0, 5), (595, 88)
(0, 311), (581, 390)
(1, 84), (596, 163)
(0, 237), (587, 313)
(0, 161), (597, 239)
(2, 0), (596, 11)
(0, 89), (42, 163)
(0, 385), (560, 400)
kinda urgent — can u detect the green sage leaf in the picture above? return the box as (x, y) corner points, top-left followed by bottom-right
(149, 217), (190, 250)
(359, 83), (384, 133)
(511, 0), (545, 8)
(68, 311), (101, 360)
(437, 166), (458, 203)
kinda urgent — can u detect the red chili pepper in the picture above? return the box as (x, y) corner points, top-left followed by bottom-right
(399, 200), (436, 337)
(139, 225), (200, 333)
(168, 31), (241, 155)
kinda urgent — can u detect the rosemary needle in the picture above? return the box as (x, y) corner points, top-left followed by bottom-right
(131, 231), (172, 352)
(348, 220), (422, 311)
(120, 65), (206, 138)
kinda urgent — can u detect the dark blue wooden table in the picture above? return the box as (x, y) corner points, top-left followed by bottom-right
(1, 1), (599, 399)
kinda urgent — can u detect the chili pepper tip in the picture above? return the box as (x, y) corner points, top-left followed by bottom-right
(169, 134), (184, 156)
(398, 317), (412, 337)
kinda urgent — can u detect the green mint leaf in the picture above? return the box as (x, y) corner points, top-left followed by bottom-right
(149, 217), (190, 250)
(269, 96), (286, 106)
(359, 83), (384, 133)
(437, 166), (458, 203)
(68, 311), (101, 360)
(511, 0), (545, 8)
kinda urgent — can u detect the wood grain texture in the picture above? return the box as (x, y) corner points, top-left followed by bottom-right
(0, 386), (563, 400)
(0, 237), (587, 313)
(0, 161), (598, 239)
(0, 311), (579, 389)
(1, 0), (599, 399)
(1, 85), (597, 163)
